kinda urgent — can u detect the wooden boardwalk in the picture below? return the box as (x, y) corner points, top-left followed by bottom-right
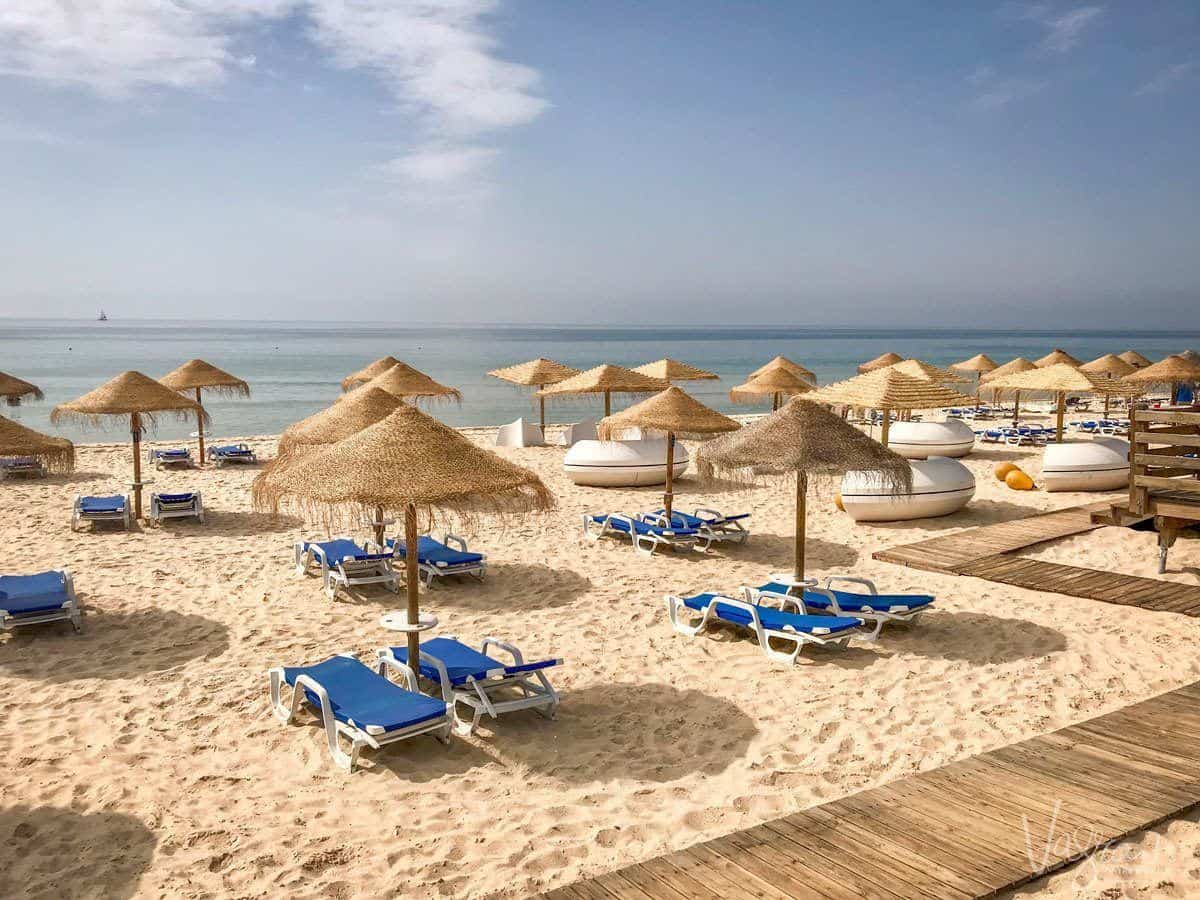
(536, 683), (1200, 900)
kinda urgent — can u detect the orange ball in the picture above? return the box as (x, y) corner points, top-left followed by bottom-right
(1005, 469), (1035, 491)
(994, 461), (1018, 481)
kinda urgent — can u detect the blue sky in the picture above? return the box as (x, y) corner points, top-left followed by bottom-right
(0, 1), (1196, 326)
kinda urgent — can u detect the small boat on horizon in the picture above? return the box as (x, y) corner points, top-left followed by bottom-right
(97, 310), (108, 321)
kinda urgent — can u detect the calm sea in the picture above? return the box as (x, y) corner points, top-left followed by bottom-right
(2, 319), (1197, 443)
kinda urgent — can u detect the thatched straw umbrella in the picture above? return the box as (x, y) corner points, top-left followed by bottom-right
(807, 369), (975, 446)
(488, 358), (580, 432)
(0, 372), (44, 407)
(341, 356), (407, 392)
(885, 359), (970, 384)
(1035, 348), (1082, 368)
(984, 363), (1134, 442)
(536, 364), (668, 417)
(633, 359), (719, 384)
(357, 363), (462, 405)
(697, 398), (910, 581)
(858, 352), (903, 374)
(159, 359), (250, 466)
(277, 387), (402, 459)
(950, 353), (998, 412)
(1081, 354), (1136, 417)
(599, 387), (740, 518)
(0, 415), (74, 473)
(981, 357), (1038, 425)
(252, 404), (552, 669)
(1122, 354), (1200, 405)
(52, 372), (208, 519)
(1119, 350), (1152, 369)
(749, 356), (815, 384)
(730, 366), (814, 411)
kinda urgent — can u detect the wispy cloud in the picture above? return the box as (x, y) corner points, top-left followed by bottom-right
(967, 65), (1046, 109)
(1001, 3), (1105, 53)
(1136, 61), (1196, 96)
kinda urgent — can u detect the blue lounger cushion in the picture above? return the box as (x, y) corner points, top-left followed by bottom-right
(79, 495), (126, 514)
(154, 449), (189, 458)
(211, 445), (252, 456)
(683, 593), (861, 636)
(391, 637), (560, 686)
(0, 571), (71, 615)
(300, 539), (390, 567)
(590, 515), (698, 537)
(282, 656), (447, 733)
(758, 582), (934, 614)
(156, 492), (197, 503)
(387, 536), (484, 567)
(650, 509), (750, 528)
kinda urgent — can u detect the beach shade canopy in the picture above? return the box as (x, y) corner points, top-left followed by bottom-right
(1035, 348), (1082, 368)
(0, 414), (74, 473)
(697, 398), (911, 581)
(950, 353), (999, 375)
(160, 359), (250, 465)
(252, 402), (552, 671)
(1080, 353), (1136, 378)
(807, 368), (975, 446)
(730, 366), (814, 411)
(749, 355), (815, 383)
(51, 371), (208, 519)
(979, 357), (1039, 423)
(857, 351), (904, 374)
(277, 387), (403, 459)
(633, 359), (719, 383)
(341, 356), (408, 392)
(599, 386), (740, 517)
(0, 371), (44, 406)
(488, 358), (581, 431)
(885, 358), (970, 384)
(357, 363), (462, 405)
(1119, 350), (1153, 368)
(985, 363), (1135, 442)
(536, 364), (668, 417)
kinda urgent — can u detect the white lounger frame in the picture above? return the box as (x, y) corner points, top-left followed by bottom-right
(748, 575), (924, 630)
(207, 444), (257, 467)
(149, 491), (204, 524)
(640, 507), (749, 547)
(0, 458), (47, 479)
(269, 652), (451, 771)
(380, 635), (561, 735)
(71, 494), (131, 531)
(293, 537), (400, 600)
(583, 513), (698, 556)
(148, 449), (193, 469)
(0, 569), (81, 633)
(666, 592), (868, 665)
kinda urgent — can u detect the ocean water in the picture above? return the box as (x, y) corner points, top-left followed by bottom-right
(1, 319), (1197, 443)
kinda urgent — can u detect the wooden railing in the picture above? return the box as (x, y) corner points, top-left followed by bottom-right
(1128, 409), (1200, 516)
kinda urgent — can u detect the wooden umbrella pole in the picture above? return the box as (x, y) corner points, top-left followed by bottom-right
(130, 411), (143, 520)
(664, 432), (675, 519)
(1055, 392), (1066, 442)
(373, 504), (385, 546)
(880, 408), (891, 446)
(195, 386), (206, 466)
(405, 503), (420, 670)
(604, 390), (611, 417)
(1104, 391), (1111, 419)
(772, 392), (780, 411)
(538, 387), (546, 432)
(1012, 391), (1021, 428)
(794, 472), (807, 582)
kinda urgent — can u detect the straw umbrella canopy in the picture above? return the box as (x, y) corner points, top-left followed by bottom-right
(633, 359), (719, 383)
(950, 353), (999, 412)
(1119, 350), (1152, 369)
(697, 398), (910, 582)
(1122, 354), (1200, 405)
(51, 371), (208, 519)
(1035, 348), (1082, 368)
(730, 366), (814, 411)
(980, 357), (1038, 424)
(488, 358), (581, 431)
(0, 415), (74, 473)
(536, 364), (668, 417)
(252, 403), (552, 670)
(1080, 354), (1136, 417)
(357, 363), (462, 405)
(749, 355), (815, 384)
(159, 359), (250, 465)
(598, 387), (740, 518)
(341, 356), (407, 392)
(277, 387), (403, 459)
(807, 369), (975, 446)
(885, 359), (970, 385)
(984, 363), (1133, 442)
(858, 352), (903, 374)
(0, 372), (44, 406)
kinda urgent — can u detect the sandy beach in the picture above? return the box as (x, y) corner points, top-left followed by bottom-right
(2, 424), (1199, 899)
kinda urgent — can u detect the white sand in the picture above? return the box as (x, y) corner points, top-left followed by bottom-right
(1, 425), (1198, 899)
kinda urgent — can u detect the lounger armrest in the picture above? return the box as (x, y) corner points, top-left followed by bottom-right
(443, 533), (468, 553)
(481, 637), (524, 666)
(750, 588), (807, 615)
(609, 512), (635, 529)
(823, 575), (878, 595)
(638, 512), (669, 527)
(377, 653), (423, 694)
(693, 507), (722, 521)
(292, 673), (336, 726)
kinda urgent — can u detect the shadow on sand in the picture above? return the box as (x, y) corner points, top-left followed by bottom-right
(886, 609), (1067, 664)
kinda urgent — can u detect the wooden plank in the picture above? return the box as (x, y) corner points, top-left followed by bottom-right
(662, 847), (795, 900)
(1135, 410), (1200, 425)
(1136, 474), (1200, 493)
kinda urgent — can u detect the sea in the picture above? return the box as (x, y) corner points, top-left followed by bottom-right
(2, 319), (1197, 443)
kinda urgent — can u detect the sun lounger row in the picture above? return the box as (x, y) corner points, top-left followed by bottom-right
(583, 508), (750, 555)
(70, 492), (203, 529)
(271, 636), (562, 770)
(295, 535), (486, 599)
(0, 456), (47, 479)
(147, 444), (258, 468)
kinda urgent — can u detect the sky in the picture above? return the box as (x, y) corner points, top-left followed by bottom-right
(0, 1), (1197, 327)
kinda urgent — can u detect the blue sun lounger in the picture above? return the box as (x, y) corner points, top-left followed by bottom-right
(643, 508), (751, 546)
(583, 513), (700, 555)
(149, 491), (203, 524)
(381, 636), (562, 734)
(207, 444), (257, 466)
(149, 448), (192, 469)
(269, 654), (451, 771)
(666, 591), (868, 665)
(379, 535), (486, 587)
(294, 538), (399, 600)
(0, 570), (80, 632)
(0, 456), (46, 479)
(71, 494), (130, 531)
(748, 576), (934, 629)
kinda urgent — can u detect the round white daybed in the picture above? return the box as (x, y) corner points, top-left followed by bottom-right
(564, 438), (689, 487)
(841, 456), (975, 522)
(1042, 437), (1129, 493)
(885, 419), (976, 459)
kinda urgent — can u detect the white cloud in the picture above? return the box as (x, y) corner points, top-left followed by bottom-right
(1002, 3), (1104, 53)
(377, 143), (499, 183)
(1136, 61), (1196, 96)
(966, 65), (1045, 109)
